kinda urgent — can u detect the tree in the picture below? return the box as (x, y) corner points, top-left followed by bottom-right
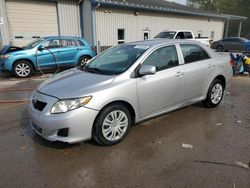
(189, 0), (250, 38)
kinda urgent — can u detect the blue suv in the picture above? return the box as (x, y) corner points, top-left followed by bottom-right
(0, 36), (96, 78)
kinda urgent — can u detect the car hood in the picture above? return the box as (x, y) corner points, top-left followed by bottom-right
(0, 45), (25, 55)
(37, 68), (115, 99)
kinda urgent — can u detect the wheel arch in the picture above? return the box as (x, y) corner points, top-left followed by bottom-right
(12, 58), (36, 70)
(91, 100), (137, 137)
(214, 75), (226, 89)
(95, 100), (136, 124)
(204, 75), (226, 98)
(79, 54), (92, 59)
(216, 45), (224, 51)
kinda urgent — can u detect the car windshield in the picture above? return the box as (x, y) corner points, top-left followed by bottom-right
(23, 39), (44, 49)
(154, 32), (176, 39)
(84, 44), (149, 75)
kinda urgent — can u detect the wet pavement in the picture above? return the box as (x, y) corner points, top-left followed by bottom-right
(0, 72), (249, 188)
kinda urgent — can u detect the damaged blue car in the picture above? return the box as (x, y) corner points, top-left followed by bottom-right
(0, 36), (96, 78)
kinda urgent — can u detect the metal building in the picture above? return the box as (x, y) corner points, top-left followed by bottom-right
(0, 0), (247, 51)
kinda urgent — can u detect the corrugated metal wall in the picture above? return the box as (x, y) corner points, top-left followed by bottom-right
(0, 0), (10, 45)
(95, 8), (225, 47)
(57, 0), (81, 37)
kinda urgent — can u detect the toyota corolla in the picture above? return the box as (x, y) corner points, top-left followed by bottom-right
(29, 39), (232, 146)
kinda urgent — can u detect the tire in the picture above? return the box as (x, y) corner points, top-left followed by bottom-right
(203, 79), (225, 108)
(13, 60), (33, 78)
(78, 55), (91, 66)
(216, 45), (223, 52)
(93, 103), (132, 146)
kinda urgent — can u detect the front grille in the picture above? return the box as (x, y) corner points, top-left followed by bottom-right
(32, 99), (47, 111)
(0, 62), (4, 69)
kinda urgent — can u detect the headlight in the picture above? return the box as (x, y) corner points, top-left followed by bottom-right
(0, 55), (10, 59)
(51, 96), (92, 114)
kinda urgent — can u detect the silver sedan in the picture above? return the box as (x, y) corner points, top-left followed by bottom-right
(29, 39), (232, 145)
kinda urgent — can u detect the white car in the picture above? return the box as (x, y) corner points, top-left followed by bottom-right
(155, 30), (211, 47)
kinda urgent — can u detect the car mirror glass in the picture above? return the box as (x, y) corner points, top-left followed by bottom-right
(38, 45), (45, 51)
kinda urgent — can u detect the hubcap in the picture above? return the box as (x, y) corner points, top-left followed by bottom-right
(80, 57), (89, 65)
(211, 83), (223, 104)
(15, 63), (30, 77)
(102, 110), (128, 141)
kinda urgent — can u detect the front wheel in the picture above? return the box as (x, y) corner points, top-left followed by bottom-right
(13, 60), (33, 78)
(93, 104), (132, 146)
(216, 45), (223, 52)
(203, 79), (224, 108)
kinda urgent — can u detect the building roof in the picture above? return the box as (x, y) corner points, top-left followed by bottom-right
(90, 0), (247, 21)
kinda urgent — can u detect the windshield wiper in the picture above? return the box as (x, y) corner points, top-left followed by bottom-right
(77, 63), (87, 70)
(85, 66), (108, 75)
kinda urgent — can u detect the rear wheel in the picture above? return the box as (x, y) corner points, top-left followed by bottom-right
(78, 56), (91, 66)
(216, 45), (223, 52)
(93, 103), (131, 146)
(13, 60), (33, 78)
(203, 79), (224, 108)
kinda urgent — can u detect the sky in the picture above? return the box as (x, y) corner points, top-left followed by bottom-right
(166, 0), (188, 5)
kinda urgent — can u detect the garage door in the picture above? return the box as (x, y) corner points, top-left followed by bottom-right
(6, 0), (59, 46)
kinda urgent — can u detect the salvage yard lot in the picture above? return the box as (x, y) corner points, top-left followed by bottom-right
(0, 72), (249, 188)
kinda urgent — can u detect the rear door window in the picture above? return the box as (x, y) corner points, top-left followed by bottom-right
(61, 39), (78, 47)
(222, 38), (233, 42)
(180, 44), (210, 64)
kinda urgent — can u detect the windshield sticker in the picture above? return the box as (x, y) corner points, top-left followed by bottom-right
(134, 45), (150, 50)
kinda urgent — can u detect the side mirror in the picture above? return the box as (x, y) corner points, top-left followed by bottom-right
(38, 45), (45, 51)
(139, 65), (156, 76)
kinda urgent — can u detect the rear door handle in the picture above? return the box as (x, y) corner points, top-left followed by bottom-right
(208, 64), (215, 69)
(175, 71), (184, 77)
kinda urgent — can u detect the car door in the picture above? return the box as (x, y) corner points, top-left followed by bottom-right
(178, 44), (215, 102)
(221, 38), (233, 51)
(37, 39), (61, 69)
(136, 45), (185, 118)
(233, 38), (246, 51)
(59, 39), (79, 66)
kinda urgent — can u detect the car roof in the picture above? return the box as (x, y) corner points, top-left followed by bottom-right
(223, 37), (248, 40)
(123, 39), (202, 48)
(42, 36), (83, 40)
(161, 30), (192, 32)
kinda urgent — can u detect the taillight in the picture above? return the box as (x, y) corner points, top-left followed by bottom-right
(91, 46), (97, 52)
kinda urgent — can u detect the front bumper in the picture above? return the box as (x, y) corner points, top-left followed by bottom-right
(0, 59), (5, 71)
(28, 91), (99, 143)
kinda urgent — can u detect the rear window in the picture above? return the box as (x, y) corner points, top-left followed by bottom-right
(184, 32), (193, 39)
(154, 32), (176, 39)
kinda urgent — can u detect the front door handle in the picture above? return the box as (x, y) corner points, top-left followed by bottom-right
(208, 64), (215, 69)
(175, 71), (184, 77)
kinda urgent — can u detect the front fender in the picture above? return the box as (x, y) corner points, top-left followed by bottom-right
(4, 55), (35, 71)
(85, 79), (140, 122)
